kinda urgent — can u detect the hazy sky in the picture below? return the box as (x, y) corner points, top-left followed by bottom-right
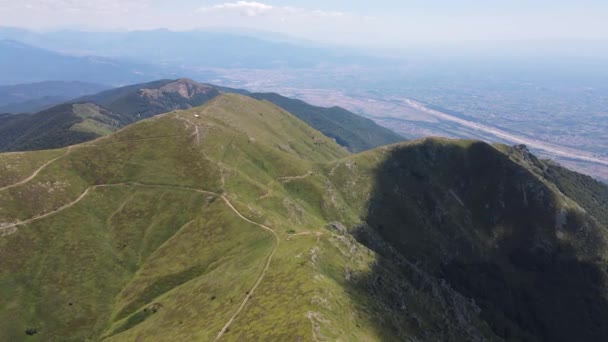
(1, 0), (607, 48)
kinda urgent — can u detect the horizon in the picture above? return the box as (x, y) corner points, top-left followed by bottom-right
(1, 1), (607, 50)
(2, 25), (608, 61)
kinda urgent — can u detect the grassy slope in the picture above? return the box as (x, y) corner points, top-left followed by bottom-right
(325, 138), (608, 341)
(1, 80), (404, 156)
(0, 149), (65, 188)
(0, 103), (129, 152)
(494, 143), (608, 226)
(0, 94), (377, 341)
(0, 79), (219, 153)
(543, 161), (608, 227)
(248, 92), (406, 153)
(70, 103), (123, 136)
(1, 94), (607, 341)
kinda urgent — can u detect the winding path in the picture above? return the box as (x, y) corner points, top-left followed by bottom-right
(0, 147), (72, 192)
(1, 117), (281, 338)
(0, 130), (195, 193)
(176, 115), (201, 145)
(1, 184), (93, 230)
(1, 181), (279, 341)
(277, 170), (314, 182)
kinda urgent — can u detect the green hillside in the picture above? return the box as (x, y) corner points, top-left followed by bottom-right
(326, 139), (608, 341)
(0, 79), (220, 153)
(543, 160), (608, 226)
(79, 79), (220, 119)
(0, 103), (129, 152)
(0, 79), (404, 155)
(247, 92), (405, 152)
(1, 94), (607, 341)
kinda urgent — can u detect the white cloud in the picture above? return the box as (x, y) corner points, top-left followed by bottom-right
(197, 1), (273, 17)
(1, 0), (149, 13)
(311, 9), (344, 18)
(196, 1), (346, 19)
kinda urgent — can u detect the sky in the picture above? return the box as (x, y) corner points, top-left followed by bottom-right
(0, 0), (607, 48)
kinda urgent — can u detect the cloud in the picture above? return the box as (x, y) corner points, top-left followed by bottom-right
(196, 1), (346, 19)
(2, 0), (149, 13)
(197, 1), (272, 16)
(311, 9), (344, 18)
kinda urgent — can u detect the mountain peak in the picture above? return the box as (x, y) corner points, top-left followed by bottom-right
(142, 78), (214, 100)
(1, 91), (608, 341)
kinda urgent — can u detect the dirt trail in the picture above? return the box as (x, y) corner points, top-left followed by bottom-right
(1, 120), (278, 338)
(212, 197), (279, 341)
(176, 114), (201, 145)
(0, 130), (200, 193)
(1, 181), (279, 341)
(288, 231), (322, 237)
(0, 132), (194, 193)
(81, 134), (191, 148)
(0, 147), (72, 192)
(1, 184), (94, 231)
(286, 231), (323, 242)
(277, 170), (314, 182)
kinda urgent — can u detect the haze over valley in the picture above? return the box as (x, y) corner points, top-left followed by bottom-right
(2, 26), (606, 182)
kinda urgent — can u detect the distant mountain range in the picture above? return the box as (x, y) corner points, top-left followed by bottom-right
(0, 27), (386, 70)
(0, 81), (109, 113)
(0, 79), (405, 153)
(0, 40), (169, 85)
(2, 24), (608, 342)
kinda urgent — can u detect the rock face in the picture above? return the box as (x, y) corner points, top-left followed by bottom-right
(140, 79), (217, 102)
(102, 79), (220, 119)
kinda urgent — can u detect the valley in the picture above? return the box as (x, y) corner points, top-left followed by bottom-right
(204, 67), (608, 182)
(285, 88), (608, 182)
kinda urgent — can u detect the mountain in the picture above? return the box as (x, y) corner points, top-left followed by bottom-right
(541, 158), (608, 226)
(332, 141), (608, 341)
(1, 93), (607, 341)
(0, 81), (109, 113)
(0, 102), (130, 151)
(0, 40), (163, 85)
(80, 79), (405, 152)
(0, 28), (386, 69)
(0, 79), (221, 152)
(0, 79), (404, 153)
(78, 79), (220, 119)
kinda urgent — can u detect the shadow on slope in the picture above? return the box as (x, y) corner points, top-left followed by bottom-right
(352, 139), (608, 341)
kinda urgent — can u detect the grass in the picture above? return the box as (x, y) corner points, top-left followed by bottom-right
(0, 94), (360, 341)
(0, 94), (606, 341)
(248, 92), (406, 153)
(0, 149), (64, 188)
(70, 103), (120, 136)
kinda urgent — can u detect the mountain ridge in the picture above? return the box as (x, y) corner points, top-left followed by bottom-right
(0, 102), (127, 151)
(0, 81), (109, 113)
(0, 79), (405, 154)
(1, 94), (607, 340)
(0, 39), (162, 85)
